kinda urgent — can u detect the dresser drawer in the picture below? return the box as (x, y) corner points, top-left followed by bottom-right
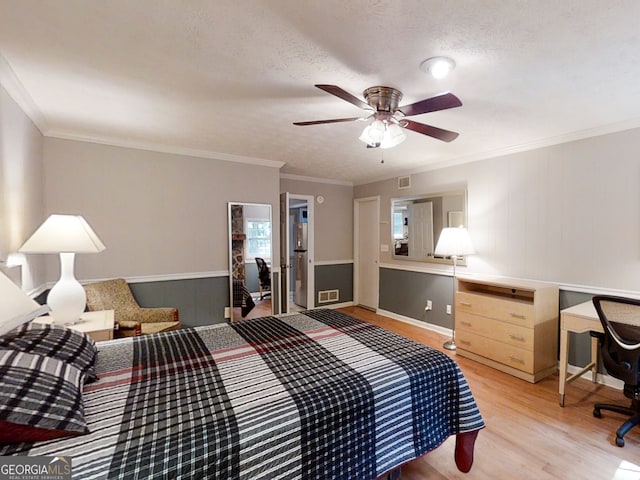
(456, 312), (534, 350)
(456, 330), (534, 373)
(456, 291), (535, 327)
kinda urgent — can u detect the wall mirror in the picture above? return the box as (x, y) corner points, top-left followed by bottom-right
(391, 189), (467, 264)
(228, 202), (272, 321)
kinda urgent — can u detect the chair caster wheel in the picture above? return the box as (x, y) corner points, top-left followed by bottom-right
(615, 436), (625, 447)
(593, 408), (601, 418)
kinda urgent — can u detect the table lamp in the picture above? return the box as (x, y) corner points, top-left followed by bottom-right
(434, 226), (475, 350)
(19, 214), (106, 325)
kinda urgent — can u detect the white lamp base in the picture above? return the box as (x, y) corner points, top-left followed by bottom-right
(443, 339), (456, 350)
(48, 252), (86, 325)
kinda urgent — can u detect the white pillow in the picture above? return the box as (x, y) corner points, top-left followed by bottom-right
(0, 272), (50, 336)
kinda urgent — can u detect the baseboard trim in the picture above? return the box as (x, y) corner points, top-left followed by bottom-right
(376, 309), (453, 337)
(566, 364), (624, 391)
(322, 301), (354, 310)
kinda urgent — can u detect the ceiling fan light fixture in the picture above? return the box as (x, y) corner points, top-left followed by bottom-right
(420, 56), (456, 79)
(381, 123), (407, 149)
(358, 125), (373, 144)
(368, 120), (385, 142)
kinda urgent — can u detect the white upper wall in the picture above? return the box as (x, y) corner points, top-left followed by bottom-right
(280, 178), (353, 263)
(355, 127), (640, 293)
(0, 83), (45, 291)
(43, 138), (281, 282)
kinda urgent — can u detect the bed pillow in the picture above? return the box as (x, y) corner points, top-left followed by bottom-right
(0, 349), (90, 444)
(0, 322), (98, 382)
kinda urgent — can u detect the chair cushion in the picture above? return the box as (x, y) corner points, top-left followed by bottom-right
(0, 350), (90, 444)
(0, 322), (98, 383)
(85, 278), (139, 313)
(85, 278), (178, 324)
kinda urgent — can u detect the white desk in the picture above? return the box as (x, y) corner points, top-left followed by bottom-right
(34, 310), (115, 342)
(558, 301), (602, 407)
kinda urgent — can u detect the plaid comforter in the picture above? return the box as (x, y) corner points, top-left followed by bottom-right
(2, 309), (484, 479)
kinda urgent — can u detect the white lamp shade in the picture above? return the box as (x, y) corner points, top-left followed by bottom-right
(19, 214), (106, 253)
(435, 227), (475, 256)
(18, 214), (105, 324)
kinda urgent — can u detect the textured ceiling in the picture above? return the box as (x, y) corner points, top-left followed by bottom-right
(1, 0), (640, 185)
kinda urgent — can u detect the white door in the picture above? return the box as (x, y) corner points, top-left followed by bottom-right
(354, 197), (379, 310)
(279, 192), (291, 314)
(408, 202), (434, 258)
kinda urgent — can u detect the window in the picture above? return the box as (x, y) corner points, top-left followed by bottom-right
(245, 219), (271, 261)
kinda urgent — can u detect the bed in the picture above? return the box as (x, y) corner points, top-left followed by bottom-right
(0, 309), (484, 479)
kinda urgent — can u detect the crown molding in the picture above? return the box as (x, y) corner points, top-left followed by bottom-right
(46, 130), (286, 169)
(0, 54), (48, 134)
(280, 173), (353, 186)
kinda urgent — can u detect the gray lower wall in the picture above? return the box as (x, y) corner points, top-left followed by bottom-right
(129, 277), (229, 328)
(379, 268), (452, 328)
(559, 290), (595, 367)
(314, 263), (353, 307)
(244, 262), (259, 293)
(380, 267), (598, 368)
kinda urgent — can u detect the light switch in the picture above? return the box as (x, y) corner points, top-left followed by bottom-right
(380, 244), (389, 252)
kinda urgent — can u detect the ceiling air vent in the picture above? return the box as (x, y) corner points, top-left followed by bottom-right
(398, 175), (411, 189)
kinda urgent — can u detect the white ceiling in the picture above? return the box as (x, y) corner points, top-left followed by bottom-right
(2, 0), (640, 185)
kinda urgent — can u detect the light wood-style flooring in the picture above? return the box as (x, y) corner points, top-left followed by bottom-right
(337, 306), (640, 480)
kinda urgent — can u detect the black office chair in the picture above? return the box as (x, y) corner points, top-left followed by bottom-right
(255, 257), (271, 300)
(592, 295), (640, 447)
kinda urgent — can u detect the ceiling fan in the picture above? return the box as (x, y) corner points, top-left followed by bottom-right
(293, 84), (462, 148)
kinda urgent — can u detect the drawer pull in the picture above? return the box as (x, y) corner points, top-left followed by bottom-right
(510, 313), (526, 319)
(458, 339), (471, 346)
(460, 302), (472, 307)
(508, 355), (525, 364)
(508, 334), (525, 342)
(460, 321), (472, 327)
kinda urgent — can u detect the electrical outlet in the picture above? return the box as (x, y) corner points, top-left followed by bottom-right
(425, 300), (432, 311)
(446, 304), (452, 315)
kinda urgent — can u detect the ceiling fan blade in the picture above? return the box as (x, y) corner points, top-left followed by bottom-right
(398, 92), (462, 117)
(315, 84), (372, 110)
(403, 119), (459, 142)
(293, 117), (361, 126)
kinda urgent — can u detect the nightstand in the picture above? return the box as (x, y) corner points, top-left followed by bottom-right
(34, 310), (115, 342)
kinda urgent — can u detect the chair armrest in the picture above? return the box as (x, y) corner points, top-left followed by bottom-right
(118, 320), (140, 329)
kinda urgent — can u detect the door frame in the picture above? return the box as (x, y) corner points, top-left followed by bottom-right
(354, 196), (380, 309)
(280, 192), (315, 313)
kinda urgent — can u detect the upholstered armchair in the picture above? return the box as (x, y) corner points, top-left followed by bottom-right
(84, 278), (179, 337)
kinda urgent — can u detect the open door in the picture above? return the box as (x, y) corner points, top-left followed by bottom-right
(279, 192), (291, 314)
(280, 192), (315, 313)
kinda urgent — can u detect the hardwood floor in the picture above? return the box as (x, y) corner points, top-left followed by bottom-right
(337, 306), (640, 480)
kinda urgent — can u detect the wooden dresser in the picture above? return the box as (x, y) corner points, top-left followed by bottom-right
(454, 275), (559, 383)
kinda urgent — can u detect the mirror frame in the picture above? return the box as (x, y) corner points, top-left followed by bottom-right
(228, 202), (273, 321)
(390, 189), (468, 265)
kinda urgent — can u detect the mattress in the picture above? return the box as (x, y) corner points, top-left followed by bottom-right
(1, 309), (484, 479)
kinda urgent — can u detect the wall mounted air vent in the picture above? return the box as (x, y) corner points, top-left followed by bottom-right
(398, 175), (411, 189)
(318, 289), (339, 304)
